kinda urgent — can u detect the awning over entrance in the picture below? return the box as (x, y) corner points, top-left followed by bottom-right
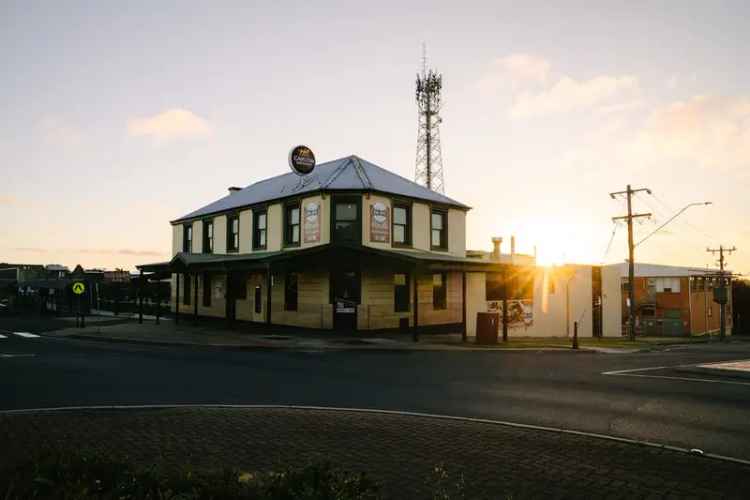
(136, 243), (515, 275)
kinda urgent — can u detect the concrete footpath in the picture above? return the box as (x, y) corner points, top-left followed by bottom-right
(39, 315), (726, 353)
(1, 407), (748, 499)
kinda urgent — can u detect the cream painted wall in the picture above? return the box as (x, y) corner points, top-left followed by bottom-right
(465, 272), (487, 336)
(601, 265), (623, 337)
(172, 225), (181, 256)
(213, 215), (227, 254)
(192, 220), (202, 253)
(520, 266), (593, 338)
(239, 210), (252, 253)
(267, 203), (282, 251)
(448, 209), (466, 257)
(357, 269), (412, 330)
(362, 194), (392, 250)
(412, 202), (430, 251)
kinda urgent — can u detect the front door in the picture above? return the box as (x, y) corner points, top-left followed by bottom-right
(332, 270), (360, 332)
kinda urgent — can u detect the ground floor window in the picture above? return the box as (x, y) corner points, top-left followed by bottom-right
(202, 273), (211, 307)
(254, 285), (262, 314)
(183, 275), (191, 306)
(285, 272), (298, 311)
(433, 273), (447, 310)
(394, 273), (409, 312)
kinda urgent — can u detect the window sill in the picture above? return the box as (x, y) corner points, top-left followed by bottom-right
(392, 242), (413, 249)
(430, 247), (449, 252)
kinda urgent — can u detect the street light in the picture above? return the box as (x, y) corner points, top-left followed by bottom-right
(635, 202), (712, 248)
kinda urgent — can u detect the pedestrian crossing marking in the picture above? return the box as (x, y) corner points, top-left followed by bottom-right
(11, 332), (39, 338)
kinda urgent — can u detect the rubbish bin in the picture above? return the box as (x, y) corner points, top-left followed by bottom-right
(476, 312), (500, 344)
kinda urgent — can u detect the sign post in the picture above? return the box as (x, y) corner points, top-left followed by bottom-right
(72, 281), (86, 328)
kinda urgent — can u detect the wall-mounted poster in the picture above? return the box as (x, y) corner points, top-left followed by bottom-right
(303, 201), (320, 243)
(487, 299), (533, 328)
(370, 202), (390, 243)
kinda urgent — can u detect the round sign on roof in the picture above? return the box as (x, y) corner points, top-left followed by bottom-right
(288, 145), (316, 176)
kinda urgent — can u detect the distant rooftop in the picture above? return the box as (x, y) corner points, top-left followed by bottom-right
(173, 155), (469, 223)
(605, 262), (722, 277)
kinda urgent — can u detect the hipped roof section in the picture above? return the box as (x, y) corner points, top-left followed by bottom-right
(172, 155), (470, 224)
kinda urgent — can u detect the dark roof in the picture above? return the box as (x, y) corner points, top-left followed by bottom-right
(173, 155), (469, 223)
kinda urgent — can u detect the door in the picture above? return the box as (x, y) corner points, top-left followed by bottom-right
(332, 270), (360, 332)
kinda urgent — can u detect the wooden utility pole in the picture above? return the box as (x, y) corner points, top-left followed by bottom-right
(707, 245), (736, 341)
(611, 185), (652, 341)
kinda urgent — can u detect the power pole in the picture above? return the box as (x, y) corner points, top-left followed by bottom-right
(707, 245), (736, 341)
(611, 185), (652, 341)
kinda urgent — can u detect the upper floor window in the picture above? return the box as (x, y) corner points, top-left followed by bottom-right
(183, 225), (192, 253)
(333, 199), (359, 243)
(253, 210), (267, 250)
(203, 220), (214, 254)
(285, 202), (301, 246)
(431, 210), (447, 250)
(227, 215), (240, 252)
(433, 272), (447, 310)
(393, 204), (411, 246)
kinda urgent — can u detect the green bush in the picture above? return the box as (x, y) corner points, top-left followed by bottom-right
(0, 450), (380, 500)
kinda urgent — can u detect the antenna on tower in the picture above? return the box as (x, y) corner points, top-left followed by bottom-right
(415, 43), (445, 194)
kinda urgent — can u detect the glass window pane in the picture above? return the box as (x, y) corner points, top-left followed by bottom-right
(232, 219), (238, 232)
(292, 225), (300, 242)
(259, 231), (266, 247)
(394, 207), (406, 225)
(394, 225), (405, 243)
(432, 273), (443, 286)
(432, 230), (441, 247)
(431, 212), (443, 229)
(258, 213), (266, 229)
(336, 203), (357, 221)
(290, 208), (300, 224)
(394, 273), (406, 286)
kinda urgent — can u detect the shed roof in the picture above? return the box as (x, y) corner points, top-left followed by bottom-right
(173, 155), (469, 223)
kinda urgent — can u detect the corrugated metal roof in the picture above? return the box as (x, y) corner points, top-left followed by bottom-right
(173, 155), (469, 223)
(604, 262), (722, 277)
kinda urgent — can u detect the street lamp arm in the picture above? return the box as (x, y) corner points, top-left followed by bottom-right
(635, 202), (711, 248)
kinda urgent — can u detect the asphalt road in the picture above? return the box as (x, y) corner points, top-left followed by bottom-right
(2, 323), (750, 460)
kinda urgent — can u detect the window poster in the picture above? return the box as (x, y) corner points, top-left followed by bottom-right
(303, 201), (320, 243)
(370, 202), (390, 243)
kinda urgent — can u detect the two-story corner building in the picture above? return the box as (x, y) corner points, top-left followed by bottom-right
(139, 154), (518, 334)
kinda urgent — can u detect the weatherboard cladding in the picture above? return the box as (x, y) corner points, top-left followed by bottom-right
(173, 155), (469, 223)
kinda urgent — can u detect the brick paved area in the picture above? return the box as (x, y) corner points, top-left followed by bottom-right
(1, 407), (749, 499)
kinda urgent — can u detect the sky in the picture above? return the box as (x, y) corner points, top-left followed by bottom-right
(1, 1), (748, 273)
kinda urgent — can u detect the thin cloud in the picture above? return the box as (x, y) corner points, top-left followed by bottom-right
(38, 116), (86, 148)
(510, 74), (640, 118)
(77, 248), (166, 257)
(635, 94), (750, 171)
(128, 108), (212, 142)
(12, 247), (49, 253)
(0, 195), (17, 206)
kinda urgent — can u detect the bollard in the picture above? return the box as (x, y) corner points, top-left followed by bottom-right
(572, 321), (579, 349)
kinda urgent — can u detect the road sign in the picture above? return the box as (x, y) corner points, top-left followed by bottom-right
(72, 281), (86, 295)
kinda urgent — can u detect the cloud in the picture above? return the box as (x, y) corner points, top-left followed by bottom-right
(128, 108), (212, 141)
(510, 74), (640, 118)
(38, 116), (86, 148)
(0, 195), (17, 206)
(77, 248), (165, 257)
(12, 247), (48, 253)
(634, 95), (750, 171)
(496, 53), (551, 84)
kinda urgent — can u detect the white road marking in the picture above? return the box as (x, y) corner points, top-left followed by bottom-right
(12, 332), (39, 338)
(0, 354), (36, 358)
(0, 334), (6, 339)
(603, 363), (750, 387)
